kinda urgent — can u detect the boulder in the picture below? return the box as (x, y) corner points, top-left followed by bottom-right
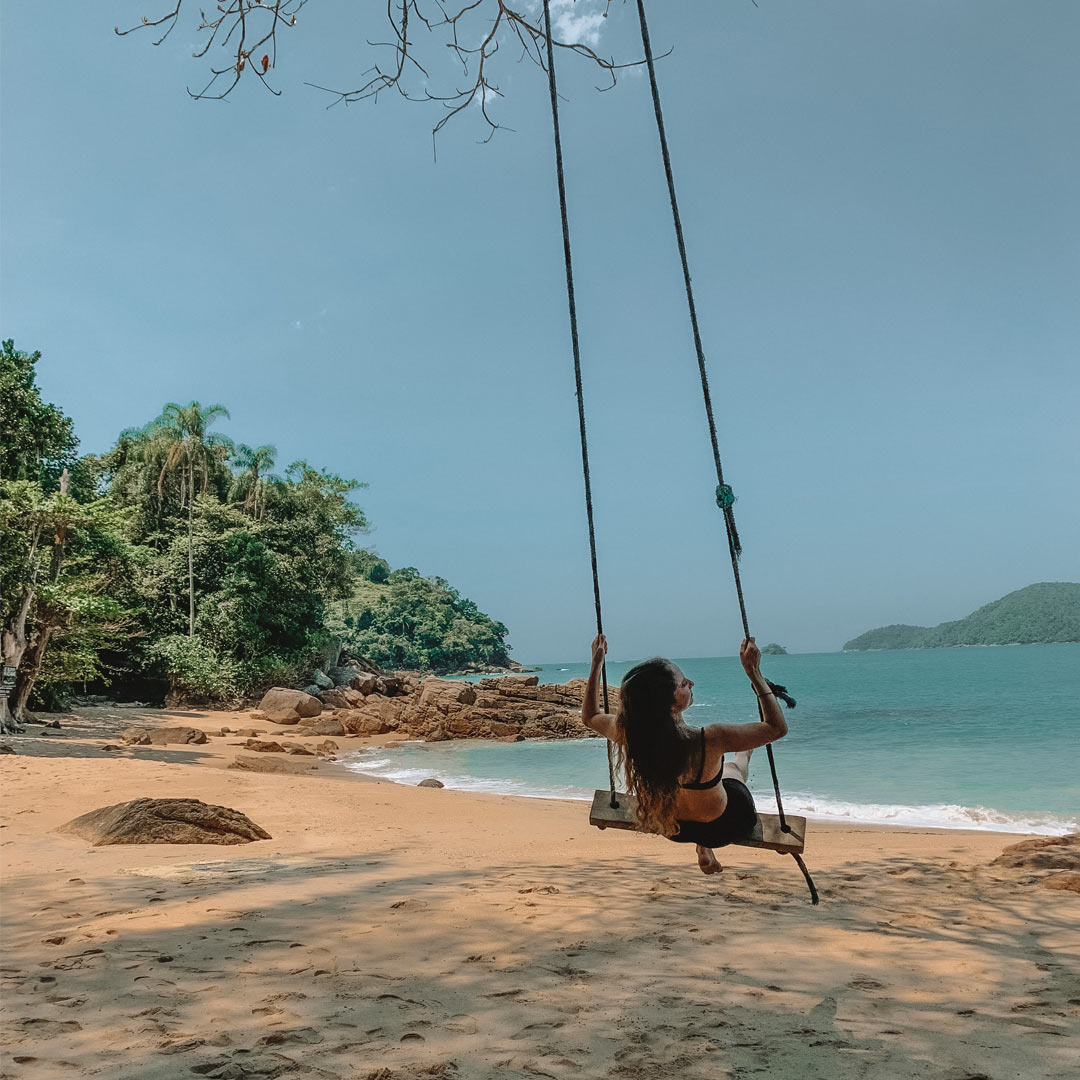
(314, 740), (339, 754)
(311, 669), (335, 690)
(236, 728), (267, 737)
(1042, 872), (1080, 893)
(147, 727), (208, 746)
(120, 726), (208, 746)
(57, 798), (270, 846)
(992, 834), (1080, 871)
(294, 719), (346, 737)
(227, 754), (319, 775)
(301, 684), (323, 698)
(356, 674), (378, 695)
(418, 778), (444, 788)
(257, 688), (322, 725)
(316, 687), (353, 709)
(0, 744), (16, 754)
(327, 665), (363, 688)
(342, 715), (394, 736)
(427, 725), (450, 742)
(244, 739), (286, 753)
(478, 674), (540, 691)
(280, 742), (315, 756)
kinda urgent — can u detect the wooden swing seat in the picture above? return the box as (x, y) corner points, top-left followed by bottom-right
(588, 789), (807, 855)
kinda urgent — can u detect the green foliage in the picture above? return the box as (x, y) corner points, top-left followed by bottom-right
(761, 643), (787, 655)
(5, 364), (514, 706)
(0, 340), (78, 489)
(148, 634), (239, 701)
(843, 583), (1080, 650)
(330, 567), (510, 673)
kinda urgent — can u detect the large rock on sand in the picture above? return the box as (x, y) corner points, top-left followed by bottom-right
(228, 753), (319, 775)
(992, 834), (1080, 871)
(58, 798), (270, 846)
(1042, 873), (1080, 894)
(121, 726), (207, 746)
(257, 688), (322, 724)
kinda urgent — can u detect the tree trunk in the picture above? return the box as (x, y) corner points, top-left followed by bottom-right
(7, 470), (72, 727)
(10, 625), (53, 724)
(0, 523), (41, 735)
(188, 461), (195, 637)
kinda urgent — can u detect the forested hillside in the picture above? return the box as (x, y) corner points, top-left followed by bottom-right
(1, 341), (510, 728)
(843, 583), (1080, 651)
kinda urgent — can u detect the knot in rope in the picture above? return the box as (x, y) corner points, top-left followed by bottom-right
(766, 680), (796, 710)
(714, 484), (743, 560)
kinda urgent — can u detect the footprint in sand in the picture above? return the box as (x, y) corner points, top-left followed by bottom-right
(18, 1018), (83, 1035)
(256, 1027), (323, 1047)
(445, 1015), (478, 1034)
(512, 1021), (565, 1040)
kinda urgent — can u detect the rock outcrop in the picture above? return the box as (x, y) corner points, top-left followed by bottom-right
(1042, 873), (1080, 894)
(121, 726), (208, 746)
(991, 834), (1080, 871)
(228, 753), (319, 775)
(257, 688), (323, 724)
(277, 674), (613, 744)
(58, 798), (270, 846)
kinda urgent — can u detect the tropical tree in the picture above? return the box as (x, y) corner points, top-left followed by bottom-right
(0, 339), (78, 489)
(144, 402), (233, 635)
(229, 443), (280, 520)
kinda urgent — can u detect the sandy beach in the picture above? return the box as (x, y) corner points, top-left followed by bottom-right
(1, 707), (1077, 1079)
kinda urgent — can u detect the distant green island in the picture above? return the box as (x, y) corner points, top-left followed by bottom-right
(761, 643), (787, 656)
(843, 583), (1080, 651)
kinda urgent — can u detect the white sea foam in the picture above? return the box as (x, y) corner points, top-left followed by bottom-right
(342, 751), (1077, 836)
(777, 793), (1077, 836)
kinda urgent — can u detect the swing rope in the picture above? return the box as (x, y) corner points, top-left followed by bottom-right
(634, 0), (817, 903)
(541, 0), (817, 902)
(540, 0), (617, 806)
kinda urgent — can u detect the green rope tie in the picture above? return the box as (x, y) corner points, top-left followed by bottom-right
(714, 483), (742, 559)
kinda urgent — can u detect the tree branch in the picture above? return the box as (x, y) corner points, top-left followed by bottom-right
(117, 1), (645, 139)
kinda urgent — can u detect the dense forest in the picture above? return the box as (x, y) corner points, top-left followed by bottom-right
(843, 583), (1080, 651)
(0, 341), (511, 731)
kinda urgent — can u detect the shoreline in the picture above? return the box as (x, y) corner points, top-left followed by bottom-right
(336, 735), (1079, 838)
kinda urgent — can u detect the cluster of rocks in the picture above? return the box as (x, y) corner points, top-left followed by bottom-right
(255, 670), (615, 743)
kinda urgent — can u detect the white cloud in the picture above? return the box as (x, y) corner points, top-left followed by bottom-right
(533, 1), (609, 49)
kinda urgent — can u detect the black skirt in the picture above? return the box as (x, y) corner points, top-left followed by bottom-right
(671, 778), (758, 848)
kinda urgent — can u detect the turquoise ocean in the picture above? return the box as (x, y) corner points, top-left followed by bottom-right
(342, 644), (1080, 835)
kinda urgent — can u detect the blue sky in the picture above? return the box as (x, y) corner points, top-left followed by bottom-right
(3, 1), (1078, 661)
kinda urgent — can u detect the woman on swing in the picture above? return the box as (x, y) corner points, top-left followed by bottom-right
(582, 634), (788, 875)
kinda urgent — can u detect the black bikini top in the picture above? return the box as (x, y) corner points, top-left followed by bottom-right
(680, 728), (724, 790)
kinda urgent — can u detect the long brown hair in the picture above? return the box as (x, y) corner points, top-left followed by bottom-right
(614, 658), (696, 837)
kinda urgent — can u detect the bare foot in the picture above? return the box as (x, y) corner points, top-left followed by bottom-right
(696, 845), (722, 875)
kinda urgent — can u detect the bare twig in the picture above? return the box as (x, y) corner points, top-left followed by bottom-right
(117, 1), (647, 138)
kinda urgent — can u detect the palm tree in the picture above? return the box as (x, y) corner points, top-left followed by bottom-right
(147, 402), (232, 635)
(229, 444), (279, 520)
